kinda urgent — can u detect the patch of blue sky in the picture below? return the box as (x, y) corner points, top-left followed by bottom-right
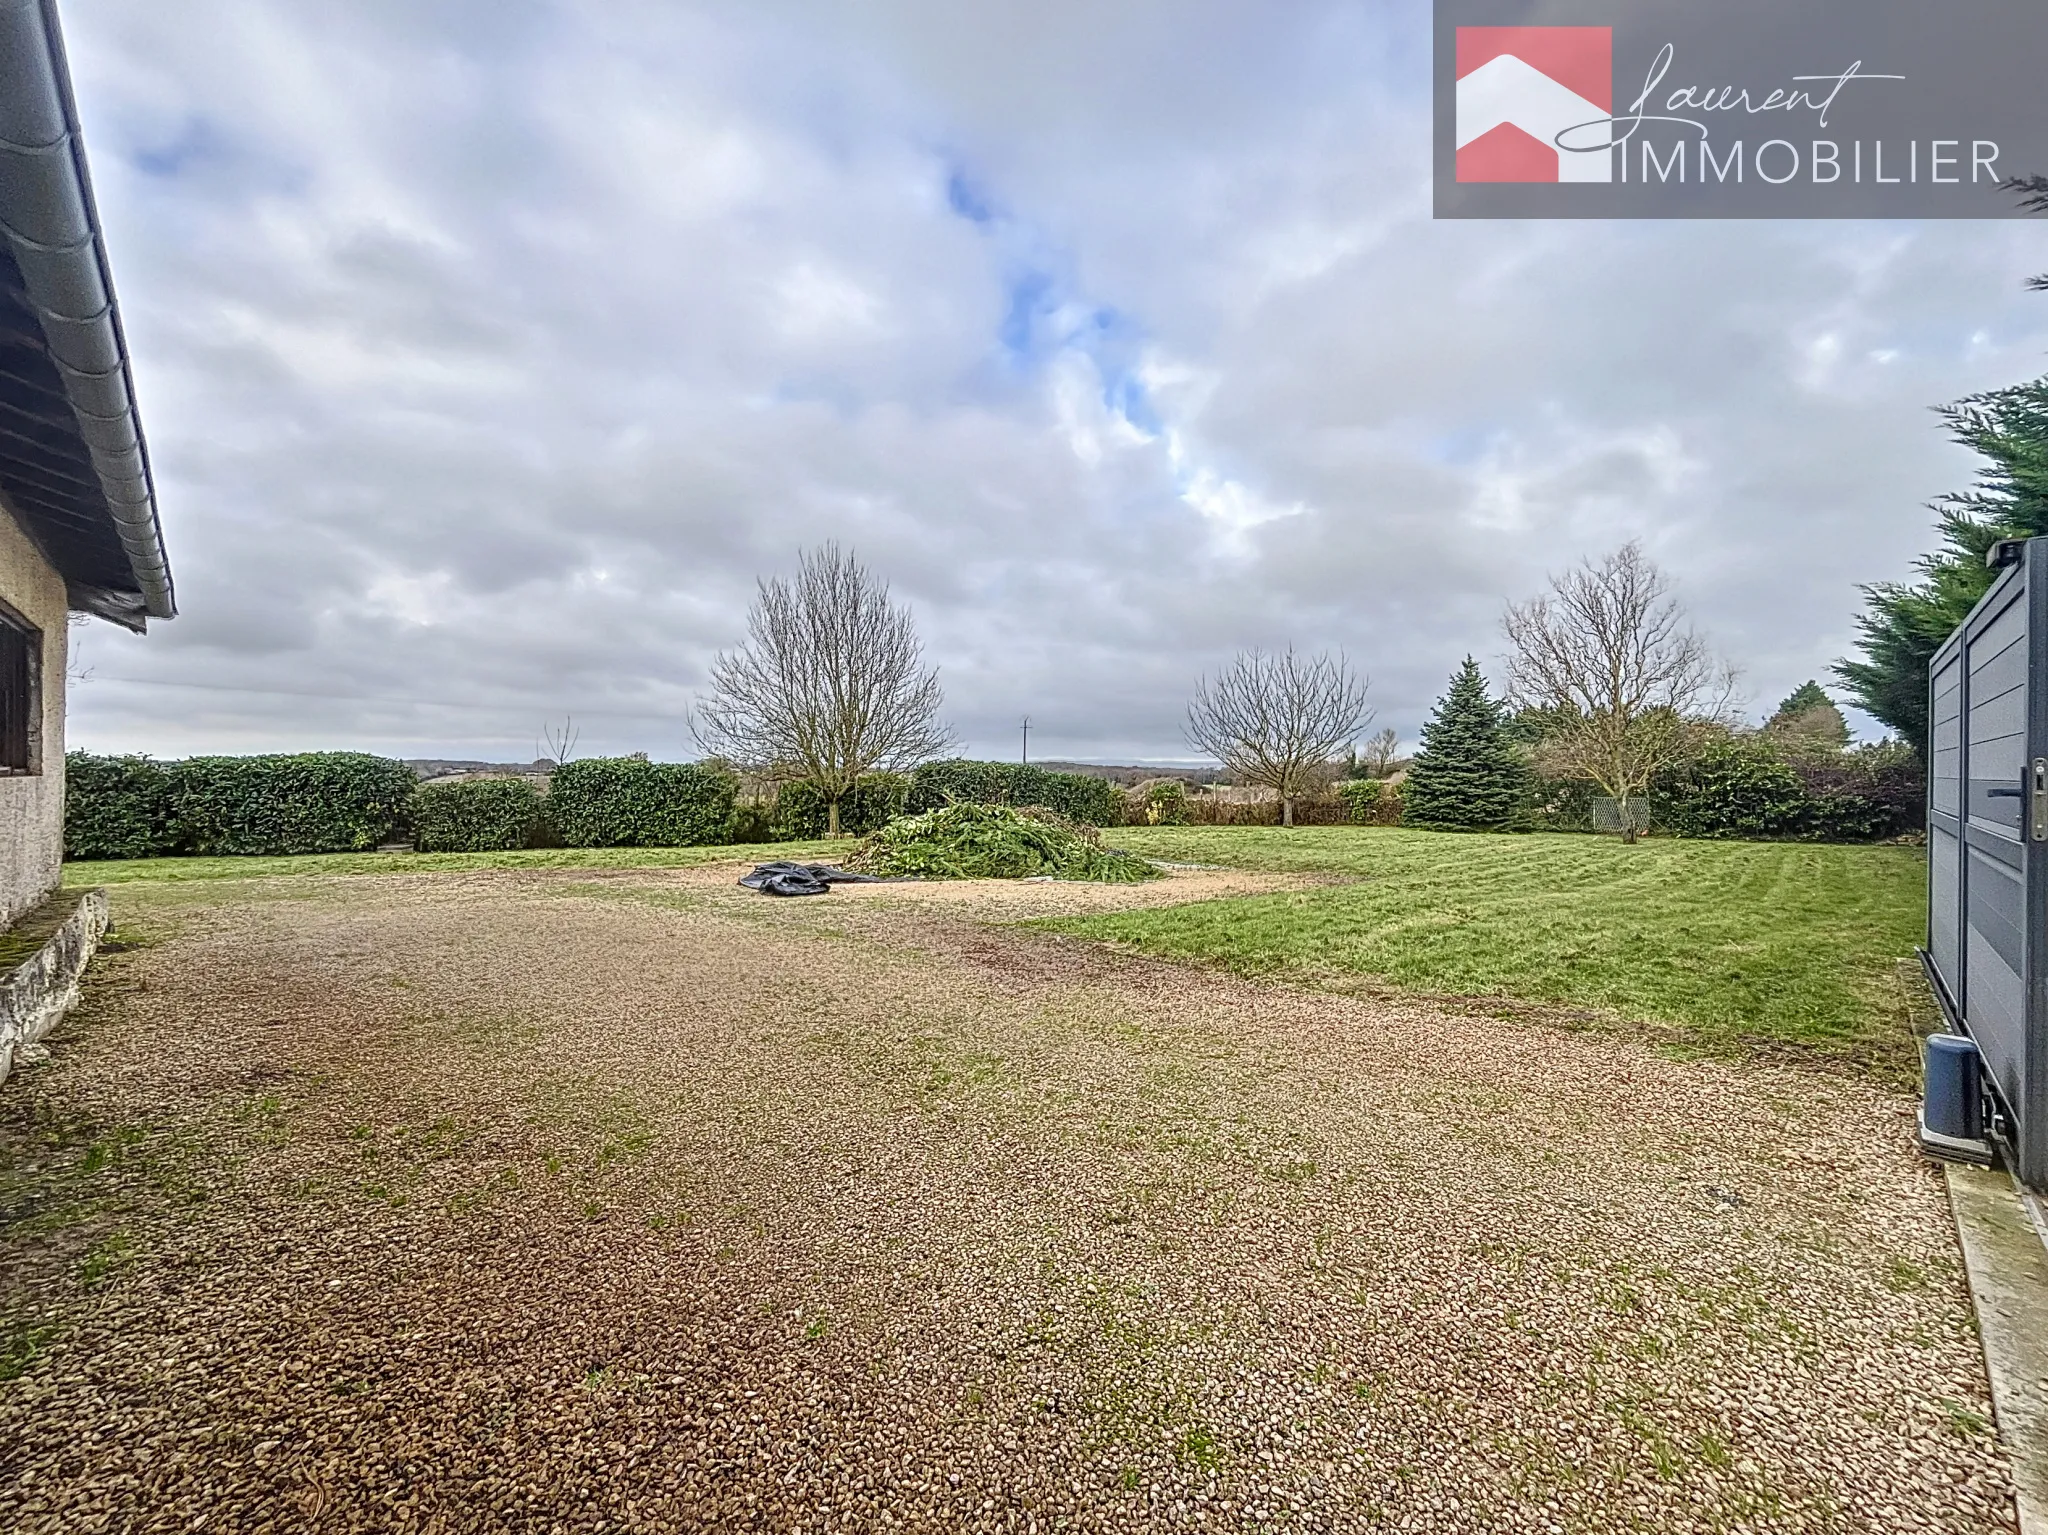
(945, 170), (995, 225)
(945, 161), (1173, 450)
(133, 114), (227, 178)
(1102, 366), (1163, 438)
(1001, 285), (1165, 439)
(749, 376), (871, 419)
(1426, 424), (1500, 468)
(126, 113), (311, 204)
(998, 271), (1057, 361)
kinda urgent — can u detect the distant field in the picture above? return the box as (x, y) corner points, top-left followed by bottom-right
(62, 840), (837, 885)
(1068, 826), (1931, 1078)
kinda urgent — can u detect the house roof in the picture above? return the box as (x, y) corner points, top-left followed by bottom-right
(0, 0), (172, 631)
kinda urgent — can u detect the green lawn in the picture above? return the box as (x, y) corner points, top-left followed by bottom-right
(62, 840), (837, 886)
(1070, 826), (1931, 1077)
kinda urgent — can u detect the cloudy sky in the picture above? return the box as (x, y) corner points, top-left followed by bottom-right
(60, 0), (2048, 764)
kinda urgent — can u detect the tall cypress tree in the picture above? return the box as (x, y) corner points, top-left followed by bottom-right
(1764, 680), (1849, 752)
(1771, 681), (1833, 718)
(1403, 658), (1531, 831)
(1836, 204), (2047, 748)
(1836, 371), (2048, 749)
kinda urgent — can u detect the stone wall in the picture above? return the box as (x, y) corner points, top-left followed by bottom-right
(0, 496), (68, 928)
(0, 887), (107, 1085)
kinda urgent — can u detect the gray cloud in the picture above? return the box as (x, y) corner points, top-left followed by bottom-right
(57, 0), (2048, 764)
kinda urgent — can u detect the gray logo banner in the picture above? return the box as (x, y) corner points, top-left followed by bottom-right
(1434, 0), (2048, 219)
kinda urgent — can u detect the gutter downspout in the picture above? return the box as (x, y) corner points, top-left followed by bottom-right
(0, 0), (174, 627)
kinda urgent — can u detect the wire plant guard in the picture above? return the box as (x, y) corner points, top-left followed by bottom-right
(1590, 797), (1650, 835)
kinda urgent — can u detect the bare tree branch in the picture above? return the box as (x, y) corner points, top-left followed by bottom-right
(695, 543), (952, 834)
(1185, 649), (1372, 826)
(538, 715), (580, 767)
(1358, 726), (1400, 779)
(1500, 542), (1737, 842)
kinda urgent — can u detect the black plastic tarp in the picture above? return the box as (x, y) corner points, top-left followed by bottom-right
(738, 861), (888, 897)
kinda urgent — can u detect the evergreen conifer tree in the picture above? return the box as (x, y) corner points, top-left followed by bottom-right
(1403, 658), (1530, 831)
(1837, 368), (2048, 748)
(1764, 680), (1850, 753)
(1771, 681), (1832, 718)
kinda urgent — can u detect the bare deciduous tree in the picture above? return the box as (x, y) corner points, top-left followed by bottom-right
(1500, 542), (1737, 843)
(696, 543), (952, 835)
(1358, 726), (1401, 779)
(537, 715), (580, 767)
(1186, 649), (1372, 827)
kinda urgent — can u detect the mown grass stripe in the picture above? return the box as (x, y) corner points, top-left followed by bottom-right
(1060, 827), (1928, 1078)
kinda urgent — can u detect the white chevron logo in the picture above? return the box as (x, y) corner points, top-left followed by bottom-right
(1456, 53), (1614, 183)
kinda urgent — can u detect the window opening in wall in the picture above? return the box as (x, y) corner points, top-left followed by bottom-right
(0, 602), (41, 775)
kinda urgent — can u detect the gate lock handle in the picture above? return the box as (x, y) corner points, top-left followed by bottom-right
(2034, 759), (2048, 841)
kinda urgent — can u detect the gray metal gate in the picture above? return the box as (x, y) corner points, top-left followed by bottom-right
(1925, 536), (2048, 1186)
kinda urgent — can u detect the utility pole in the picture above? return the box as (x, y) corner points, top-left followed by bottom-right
(1020, 715), (1031, 764)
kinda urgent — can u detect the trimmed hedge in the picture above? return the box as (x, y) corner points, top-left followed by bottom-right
(548, 757), (737, 848)
(905, 759), (1003, 813)
(769, 773), (908, 839)
(1128, 779), (1191, 826)
(1530, 776), (1599, 833)
(1790, 744), (1925, 840)
(726, 803), (774, 844)
(904, 759), (1121, 827)
(64, 752), (174, 860)
(1649, 738), (1921, 842)
(65, 751), (416, 859)
(1338, 779), (1404, 826)
(1652, 742), (1808, 839)
(410, 777), (542, 853)
(1181, 794), (1281, 826)
(168, 753), (419, 856)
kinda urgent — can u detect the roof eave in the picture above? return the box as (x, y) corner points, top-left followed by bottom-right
(0, 0), (174, 622)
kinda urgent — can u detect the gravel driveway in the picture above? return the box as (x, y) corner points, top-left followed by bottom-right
(0, 865), (2014, 1532)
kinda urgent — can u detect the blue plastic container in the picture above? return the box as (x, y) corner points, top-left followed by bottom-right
(1923, 1033), (1986, 1143)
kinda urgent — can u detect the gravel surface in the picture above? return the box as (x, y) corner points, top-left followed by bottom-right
(0, 864), (2014, 1533)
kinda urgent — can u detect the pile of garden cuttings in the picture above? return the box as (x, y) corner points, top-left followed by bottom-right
(846, 802), (1159, 883)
